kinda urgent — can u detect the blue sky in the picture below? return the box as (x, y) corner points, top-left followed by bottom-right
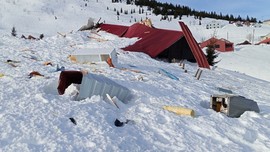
(157, 0), (270, 21)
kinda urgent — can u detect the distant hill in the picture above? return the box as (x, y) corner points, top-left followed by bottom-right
(114, 0), (257, 22)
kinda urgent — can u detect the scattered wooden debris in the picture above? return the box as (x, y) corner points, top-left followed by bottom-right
(22, 55), (39, 61)
(29, 71), (44, 78)
(21, 35), (37, 40)
(179, 60), (185, 69)
(5, 60), (20, 67)
(195, 68), (203, 80)
(8, 63), (17, 67)
(57, 32), (66, 38)
(106, 57), (114, 67)
(69, 117), (77, 125)
(57, 30), (73, 38)
(120, 68), (143, 73)
(43, 61), (53, 66)
(68, 55), (77, 62)
(90, 30), (102, 37)
(87, 36), (108, 42)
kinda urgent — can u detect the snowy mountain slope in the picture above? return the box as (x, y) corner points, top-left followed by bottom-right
(0, 0), (154, 35)
(0, 0), (270, 151)
(217, 45), (270, 82)
(2, 0), (269, 82)
(1, 31), (270, 151)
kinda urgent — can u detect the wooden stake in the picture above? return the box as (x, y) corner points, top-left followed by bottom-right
(194, 69), (200, 77)
(179, 60), (185, 69)
(196, 69), (203, 80)
(57, 32), (66, 38)
(182, 63), (185, 69)
(87, 36), (108, 42)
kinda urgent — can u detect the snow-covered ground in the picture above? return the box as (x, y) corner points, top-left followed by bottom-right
(0, 0), (270, 151)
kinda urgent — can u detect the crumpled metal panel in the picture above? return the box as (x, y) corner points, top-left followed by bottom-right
(76, 73), (130, 103)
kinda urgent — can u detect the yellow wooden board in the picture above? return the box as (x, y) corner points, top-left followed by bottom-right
(163, 106), (195, 117)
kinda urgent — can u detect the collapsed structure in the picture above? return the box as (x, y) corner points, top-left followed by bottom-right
(99, 21), (210, 69)
(57, 71), (131, 103)
(210, 94), (260, 117)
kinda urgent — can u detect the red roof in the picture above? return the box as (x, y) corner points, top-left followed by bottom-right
(200, 37), (234, 52)
(122, 23), (184, 58)
(179, 22), (210, 69)
(99, 22), (210, 69)
(257, 37), (270, 44)
(99, 23), (128, 37)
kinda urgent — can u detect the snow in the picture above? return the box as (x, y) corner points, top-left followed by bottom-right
(0, 0), (270, 151)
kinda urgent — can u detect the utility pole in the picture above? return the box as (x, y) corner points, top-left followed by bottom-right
(252, 29), (255, 44)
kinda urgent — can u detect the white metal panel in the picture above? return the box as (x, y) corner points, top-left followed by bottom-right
(210, 94), (260, 117)
(76, 73), (130, 103)
(71, 48), (117, 64)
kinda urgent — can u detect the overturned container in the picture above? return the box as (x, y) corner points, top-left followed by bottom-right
(69, 48), (118, 65)
(76, 73), (130, 103)
(210, 94), (260, 118)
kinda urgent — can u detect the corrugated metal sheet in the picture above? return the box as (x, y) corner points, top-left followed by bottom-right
(99, 23), (129, 37)
(76, 73), (131, 103)
(122, 23), (183, 58)
(99, 22), (210, 69)
(179, 22), (210, 69)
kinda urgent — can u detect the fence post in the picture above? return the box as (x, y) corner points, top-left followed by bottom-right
(195, 68), (203, 80)
(179, 60), (185, 69)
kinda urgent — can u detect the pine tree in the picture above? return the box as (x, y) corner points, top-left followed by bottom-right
(11, 27), (17, 37)
(206, 43), (219, 66)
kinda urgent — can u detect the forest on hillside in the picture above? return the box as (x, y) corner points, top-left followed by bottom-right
(112, 0), (258, 22)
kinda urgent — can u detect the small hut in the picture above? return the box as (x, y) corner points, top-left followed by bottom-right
(200, 37), (234, 52)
